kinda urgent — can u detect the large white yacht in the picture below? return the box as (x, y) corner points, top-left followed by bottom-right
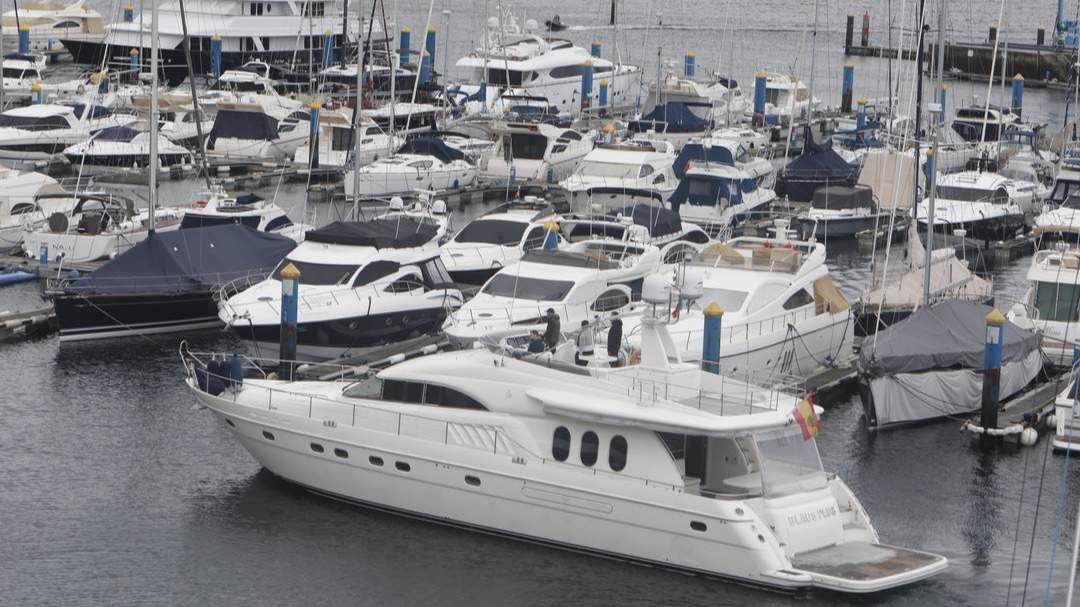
(439, 198), (561, 285)
(620, 238), (852, 379)
(219, 218), (462, 361)
(0, 102), (137, 161)
(560, 140), (678, 210)
(61, 0), (369, 85)
(0, 168), (64, 248)
(453, 13), (643, 117)
(182, 308), (947, 593)
(1, 0), (104, 53)
(343, 138), (478, 199)
(913, 169), (1041, 241)
(443, 238), (665, 346)
(63, 125), (194, 169)
(481, 122), (593, 185)
(1007, 247), (1080, 367)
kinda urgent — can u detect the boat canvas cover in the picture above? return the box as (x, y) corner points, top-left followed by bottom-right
(811, 184), (874, 210)
(207, 110), (279, 148)
(92, 126), (141, 142)
(628, 102), (710, 135)
(859, 299), (1039, 376)
(609, 204), (682, 237)
(396, 137), (470, 165)
(668, 173), (741, 208)
(672, 143), (735, 179)
(305, 218), (438, 248)
(776, 128), (859, 202)
(66, 224), (295, 295)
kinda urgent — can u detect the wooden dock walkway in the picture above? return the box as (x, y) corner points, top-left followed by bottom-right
(0, 305), (55, 340)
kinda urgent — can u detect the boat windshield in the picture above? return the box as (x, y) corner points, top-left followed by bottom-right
(755, 426), (828, 498)
(1050, 180), (1080, 207)
(505, 133), (548, 161)
(702, 287), (748, 312)
(482, 274), (574, 301)
(272, 259), (358, 285)
(936, 185), (1008, 204)
(1035, 281), (1080, 322)
(576, 160), (640, 179)
(454, 218), (527, 245)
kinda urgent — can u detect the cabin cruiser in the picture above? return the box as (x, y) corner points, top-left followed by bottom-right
(294, 114), (399, 169)
(1033, 152), (1080, 235)
(481, 122), (593, 185)
(180, 189), (307, 242)
(1, 52), (47, 100)
(620, 238), (852, 379)
(951, 105), (1019, 147)
(774, 128), (859, 203)
(366, 102), (445, 135)
(627, 102), (712, 150)
(204, 102), (309, 163)
(22, 192), (184, 263)
(668, 151), (777, 238)
(63, 125), (193, 169)
(791, 185), (890, 240)
(182, 304), (947, 593)
(1007, 247), (1080, 367)
(439, 198), (562, 285)
(560, 140), (678, 210)
(159, 106), (213, 147)
(0, 102), (137, 161)
(744, 72), (819, 122)
(1, 0), (104, 53)
(0, 169), (64, 248)
(999, 126), (1056, 189)
(558, 204), (711, 254)
(913, 169), (1041, 241)
(443, 238), (665, 346)
(60, 0), (370, 85)
(343, 138), (477, 199)
(644, 68), (749, 123)
(219, 218), (462, 361)
(453, 14), (643, 117)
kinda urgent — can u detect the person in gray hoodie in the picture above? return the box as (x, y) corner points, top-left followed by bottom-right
(575, 320), (594, 366)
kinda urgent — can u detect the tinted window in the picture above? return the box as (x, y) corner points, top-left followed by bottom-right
(488, 68), (523, 86)
(351, 260), (400, 287)
(936, 186), (1008, 203)
(454, 218), (528, 245)
(424, 384), (487, 410)
(273, 259), (358, 285)
(591, 289), (629, 312)
(581, 431), (599, 466)
(507, 133), (548, 160)
(384, 274), (424, 293)
(552, 426), (571, 461)
(522, 227), (546, 250)
(782, 289), (814, 310)
(609, 435), (627, 471)
(549, 65), (582, 79)
(0, 114), (69, 130)
(382, 379), (424, 403)
(419, 257), (454, 287)
(482, 274), (574, 301)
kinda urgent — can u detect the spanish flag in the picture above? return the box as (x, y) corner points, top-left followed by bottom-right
(793, 395), (820, 440)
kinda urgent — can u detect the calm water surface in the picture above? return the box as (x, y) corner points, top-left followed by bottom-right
(5, 0), (1080, 604)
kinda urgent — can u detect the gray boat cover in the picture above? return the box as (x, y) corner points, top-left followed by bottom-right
(859, 299), (1039, 376)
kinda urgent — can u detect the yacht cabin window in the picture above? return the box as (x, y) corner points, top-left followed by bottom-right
(782, 289), (814, 310)
(454, 219), (527, 245)
(522, 227), (547, 250)
(1050, 180), (1080, 207)
(638, 165), (654, 179)
(487, 68), (524, 86)
(376, 379), (487, 410)
(609, 435), (628, 471)
(548, 65), (581, 79)
(1035, 281), (1080, 322)
(591, 289), (630, 312)
(935, 186), (1009, 204)
(0, 114), (68, 130)
(552, 426), (571, 461)
(408, 160), (434, 170)
(350, 260), (400, 287)
(581, 431), (599, 467)
(755, 427), (828, 498)
(53, 20), (81, 28)
(273, 260), (358, 285)
(384, 274), (424, 293)
(482, 274), (574, 301)
(505, 133), (548, 161)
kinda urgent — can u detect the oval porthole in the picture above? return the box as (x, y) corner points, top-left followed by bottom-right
(310, 443), (324, 453)
(369, 455), (384, 466)
(609, 435), (628, 472)
(334, 448), (348, 459)
(262, 430), (275, 440)
(395, 461), (411, 472)
(552, 426), (571, 462)
(690, 521), (708, 532)
(581, 431), (599, 467)
(465, 475), (481, 486)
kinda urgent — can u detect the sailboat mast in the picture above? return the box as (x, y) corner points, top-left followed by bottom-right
(922, 0), (945, 303)
(351, 0), (364, 217)
(148, 0), (159, 234)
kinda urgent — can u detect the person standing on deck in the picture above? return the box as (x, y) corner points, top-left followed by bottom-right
(543, 308), (561, 352)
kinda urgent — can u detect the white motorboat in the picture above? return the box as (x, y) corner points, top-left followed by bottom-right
(1, 0), (104, 53)
(1033, 150), (1080, 234)
(790, 185), (891, 241)
(0, 101), (137, 161)
(1007, 247), (1080, 367)
(293, 114), (399, 169)
(744, 72), (820, 122)
(63, 125), (194, 169)
(560, 140), (678, 210)
(439, 198), (562, 285)
(182, 306), (947, 593)
(453, 11), (644, 117)
(443, 237), (665, 346)
(22, 192), (184, 263)
(219, 218), (462, 361)
(0, 168), (64, 248)
(204, 101), (309, 163)
(558, 203), (711, 254)
(950, 104), (1019, 147)
(644, 68), (750, 123)
(180, 188), (307, 242)
(1, 52), (46, 100)
(913, 169), (1041, 241)
(621, 237), (853, 379)
(343, 138), (477, 199)
(481, 122), (593, 185)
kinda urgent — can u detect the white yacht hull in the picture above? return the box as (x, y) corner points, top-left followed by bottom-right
(24, 230), (147, 263)
(192, 386), (944, 593)
(343, 165), (477, 198)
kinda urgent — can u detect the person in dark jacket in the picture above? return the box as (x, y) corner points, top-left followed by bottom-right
(607, 313), (623, 366)
(543, 308), (560, 352)
(526, 330), (546, 353)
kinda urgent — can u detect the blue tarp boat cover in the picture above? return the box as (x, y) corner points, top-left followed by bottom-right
(672, 143), (736, 178)
(396, 137), (470, 165)
(628, 102), (710, 134)
(207, 110), (280, 148)
(775, 127), (858, 202)
(607, 204), (683, 237)
(668, 173), (742, 211)
(306, 218), (438, 248)
(66, 224), (295, 295)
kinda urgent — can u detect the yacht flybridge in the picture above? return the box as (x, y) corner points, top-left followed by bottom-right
(182, 293), (947, 593)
